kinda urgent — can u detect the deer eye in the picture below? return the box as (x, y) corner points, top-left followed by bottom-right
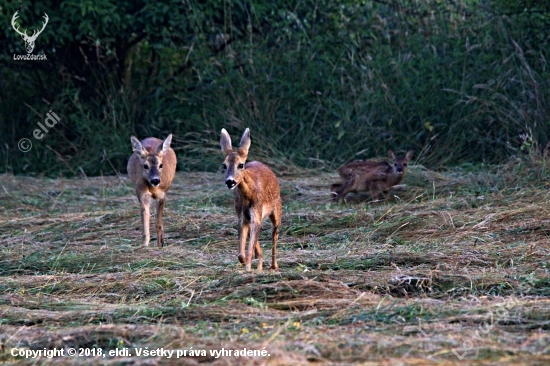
(143, 164), (149, 169)
(159, 164), (163, 168)
(222, 163), (227, 169)
(238, 163), (244, 169)
(403, 163), (408, 166)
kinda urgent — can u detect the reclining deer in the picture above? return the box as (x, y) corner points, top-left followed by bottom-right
(331, 150), (413, 203)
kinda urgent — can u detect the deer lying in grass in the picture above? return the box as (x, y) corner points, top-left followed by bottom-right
(128, 134), (177, 247)
(330, 150), (413, 203)
(220, 128), (282, 271)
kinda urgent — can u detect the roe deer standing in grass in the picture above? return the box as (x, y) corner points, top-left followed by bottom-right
(128, 134), (177, 247)
(220, 128), (282, 271)
(330, 150), (414, 203)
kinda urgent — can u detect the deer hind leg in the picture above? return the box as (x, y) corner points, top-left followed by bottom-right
(254, 240), (262, 259)
(269, 202), (282, 270)
(254, 238), (263, 272)
(247, 216), (262, 272)
(238, 219), (250, 265)
(330, 183), (343, 201)
(139, 193), (152, 246)
(156, 197), (165, 248)
(334, 180), (354, 204)
(252, 212), (262, 268)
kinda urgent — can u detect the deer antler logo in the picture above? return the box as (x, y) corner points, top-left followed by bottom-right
(11, 11), (49, 54)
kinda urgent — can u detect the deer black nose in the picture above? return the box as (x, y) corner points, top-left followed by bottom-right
(150, 178), (161, 186)
(397, 167), (403, 173)
(226, 179), (237, 189)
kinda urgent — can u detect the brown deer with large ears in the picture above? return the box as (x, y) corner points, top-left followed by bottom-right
(128, 135), (177, 247)
(220, 128), (282, 271)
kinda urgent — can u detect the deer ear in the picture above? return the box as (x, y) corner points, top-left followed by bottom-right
(156, 134), (173, 156)
(131, 136), (147, 157)
(238, 128), (251, 157)
(405, 150), (414, 161)
(220, 129), (233, 157)
(387, 150), (396, 160)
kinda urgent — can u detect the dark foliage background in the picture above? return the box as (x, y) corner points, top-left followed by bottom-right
(1, 0), (549, 176)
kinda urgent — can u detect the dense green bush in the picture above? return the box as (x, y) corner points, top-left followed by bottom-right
(0, 0), (549, 175)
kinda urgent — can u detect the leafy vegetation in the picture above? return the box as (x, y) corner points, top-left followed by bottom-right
(1, 0), (549, 175)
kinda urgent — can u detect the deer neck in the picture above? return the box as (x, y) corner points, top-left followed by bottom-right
(236, 169), (257, 202)
(388, 170), (405, 186)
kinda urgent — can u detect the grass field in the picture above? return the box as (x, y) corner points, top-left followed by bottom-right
(1, 162), (549, 365)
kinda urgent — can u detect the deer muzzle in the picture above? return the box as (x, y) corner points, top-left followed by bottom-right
(225, 179), (237, 190)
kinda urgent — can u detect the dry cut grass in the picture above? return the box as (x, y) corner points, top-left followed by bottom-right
(0, 163), (549, 365)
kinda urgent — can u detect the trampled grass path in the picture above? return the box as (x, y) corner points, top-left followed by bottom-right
(0, 166), (549, 364)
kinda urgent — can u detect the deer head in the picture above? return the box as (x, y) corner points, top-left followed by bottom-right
(11, 11), (49, 54)
(130, 135), (173, 187)
(388, 149), (414, 177)
(220, 128), (251, 190)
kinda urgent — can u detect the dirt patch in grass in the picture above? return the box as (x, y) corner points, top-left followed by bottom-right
(1, 166), (549, 364)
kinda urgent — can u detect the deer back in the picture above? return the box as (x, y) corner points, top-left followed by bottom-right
(338, 161), (392, 182)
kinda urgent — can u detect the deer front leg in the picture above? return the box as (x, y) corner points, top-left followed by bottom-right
(368, 183), (380, 202)
(140, 193), (152, 246)
(238, 219), (250, 265)
(156, 197), (165, 248)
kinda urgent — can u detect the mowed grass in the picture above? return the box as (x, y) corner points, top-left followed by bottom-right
(0, 163), (549, 365)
